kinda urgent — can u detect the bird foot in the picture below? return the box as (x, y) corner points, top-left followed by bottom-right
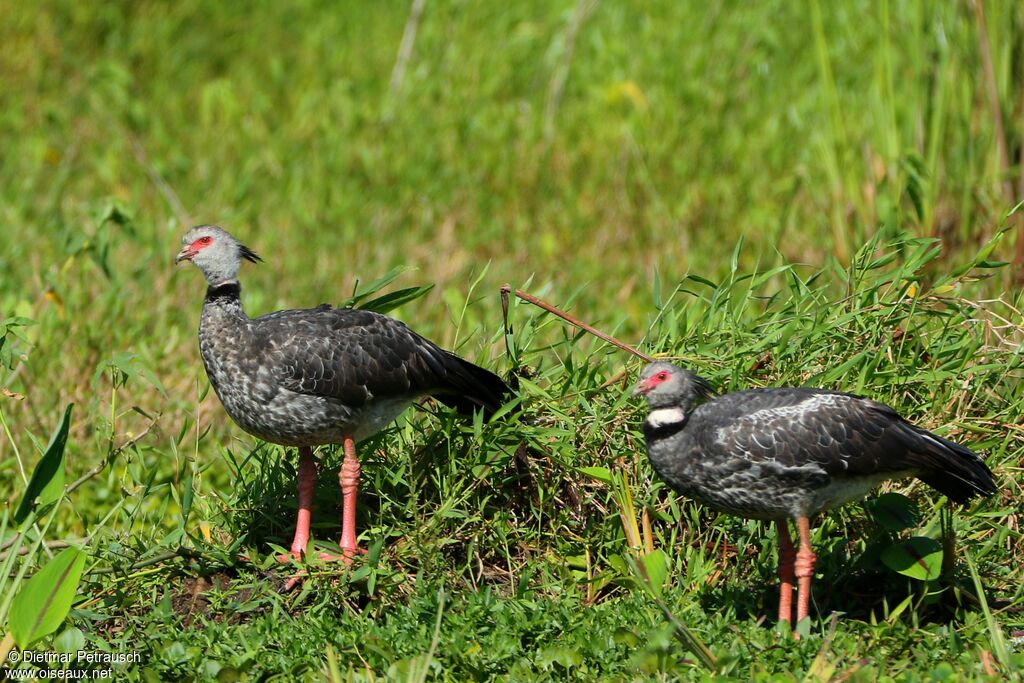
(281, 572), (307, 592)
(275, 550), (308, 592)
(276, 547), (367, 591)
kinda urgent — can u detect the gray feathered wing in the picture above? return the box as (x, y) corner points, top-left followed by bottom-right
(252, 306), (508, 415)
(699, 389), (995, 503)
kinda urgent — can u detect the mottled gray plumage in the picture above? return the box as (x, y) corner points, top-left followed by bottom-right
(635, 362), (996, 520)
(178, 225), (509, 448)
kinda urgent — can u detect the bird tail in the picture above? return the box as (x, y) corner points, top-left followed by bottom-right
(432, 351), (511, 418)
(902, 424), (997, 504)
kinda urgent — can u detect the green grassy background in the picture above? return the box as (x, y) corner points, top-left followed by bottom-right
(2, 1), (1023, 680)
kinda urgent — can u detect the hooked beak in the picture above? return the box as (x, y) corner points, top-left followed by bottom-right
(632, 378), (653, 397)
(175, 246), (196, 264)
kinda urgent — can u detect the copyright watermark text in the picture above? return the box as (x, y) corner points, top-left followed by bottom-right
(4, 649), (141, 679)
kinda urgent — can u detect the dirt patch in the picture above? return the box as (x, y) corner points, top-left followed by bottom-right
(170, 572), (259, 627)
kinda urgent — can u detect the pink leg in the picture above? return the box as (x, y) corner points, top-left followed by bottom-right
(311, 438), (368, 565)
(320, 435), (365, 563)
(280, 447), (317, 591)
(777, 521), (796, 626)
(794, 516), (816, 633)
(279, 447), (317, 560)
(339, 436), (361, 558)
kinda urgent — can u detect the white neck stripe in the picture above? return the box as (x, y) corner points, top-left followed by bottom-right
(646, 407), (687, 428)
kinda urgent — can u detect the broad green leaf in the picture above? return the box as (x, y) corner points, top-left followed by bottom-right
(15, 404), (73, 524)
(515, 377), (553, 400)
(865, 492), (920, 531)
(881, 536), (943, 581)
(751, 265), (797, 289)
(53, 627), (85, 654)
(730, 233), (744, 275)
(483, 395), (522, 423)
(578, 466), (612, 484)
(9, 547), (87, 648)
(607, 554), (628, 576)
(640, 549), (669, 598)
(885, 593), (915, 623)
(951, 230), (1005, 278)
(613, 627), (640, 647)
(354, 266), (407, 298)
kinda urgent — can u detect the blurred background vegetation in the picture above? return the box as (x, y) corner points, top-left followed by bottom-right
(1, 1), (1023, 677)
(2, 0), (1023, 437)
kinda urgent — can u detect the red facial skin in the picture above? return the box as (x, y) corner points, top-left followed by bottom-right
(636, 369), (671, 395)
(175, 235), (213, 263)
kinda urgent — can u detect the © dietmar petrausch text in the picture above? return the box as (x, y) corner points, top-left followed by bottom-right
(4, 649), (142, 679)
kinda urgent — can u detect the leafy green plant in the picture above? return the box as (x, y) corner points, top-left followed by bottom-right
(0, 317), (35, 374)
(0, 406), (83, 665)
(336, 266), (435, 315)
(7, 547), (86, 651)
(14, 405), (72, 524)
(864, 493), (944, 583)
(579, 466), (715, 670)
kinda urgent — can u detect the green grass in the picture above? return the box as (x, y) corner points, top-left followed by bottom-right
(2, 1), (1024, 680)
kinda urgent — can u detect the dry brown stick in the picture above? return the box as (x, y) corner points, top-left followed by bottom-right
(0, 539), (82, 562)
(501, 284), (653, 362)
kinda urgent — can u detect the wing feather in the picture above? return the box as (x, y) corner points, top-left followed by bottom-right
(251, 307), (443, 406)
(695, 388), (912, 476)
(248, 305), (508, 414)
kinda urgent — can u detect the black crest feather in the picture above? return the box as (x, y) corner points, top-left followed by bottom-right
(240, 244), (262, 263)
(691, 372), (715, 401)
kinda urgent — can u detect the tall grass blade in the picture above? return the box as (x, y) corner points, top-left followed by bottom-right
(964, 554), (1010, 669)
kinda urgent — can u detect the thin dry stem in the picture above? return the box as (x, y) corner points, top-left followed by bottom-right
(128, 133), (191, 227)
(389, 0), (427, 97)
(502, 285), (653, 362)
(544, 0), (598, 140)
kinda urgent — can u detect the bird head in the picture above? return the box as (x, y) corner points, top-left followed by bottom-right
(633, 361), (713, 409)
(175, 225), (262, 286)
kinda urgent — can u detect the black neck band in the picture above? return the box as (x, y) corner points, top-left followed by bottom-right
(643, 419), (687, 441)
(205, 281), (241, 304)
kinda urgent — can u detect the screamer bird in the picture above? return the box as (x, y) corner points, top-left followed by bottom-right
(176, 225), (508, 582)
(633, 361), (996, 633)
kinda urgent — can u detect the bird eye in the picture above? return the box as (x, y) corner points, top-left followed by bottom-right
(198, 236), (212, 245)
(656, 371), (668, 381)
